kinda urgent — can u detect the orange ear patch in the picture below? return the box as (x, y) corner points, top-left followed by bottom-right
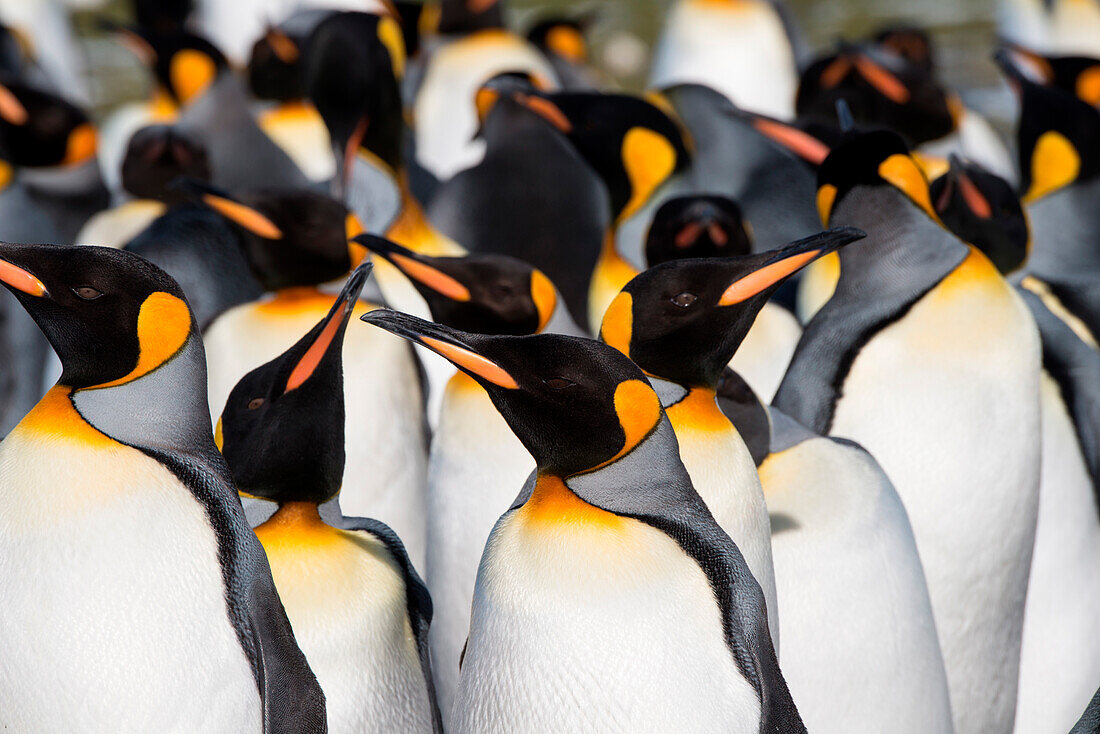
(719, 250), (821, 305)
(546, 25), (587, 63)
(816, 184), (838, 226)
(203, 194), (283, 239)
(1077, 66), (1100, 107)
(267, 29), (299, 63)
(421, 336), (519, 388)
(530, 269), (557, 333)
(0, 258), (47, 296)
(95, 292), (191, 389)
(878, 154), (938, 220)
(752, 118), (829, 164)
(286, 304), (346, 392)
(612, 379), (661, 457)
(390, 252), (471, 301)
(600, 290), (633, 356)
(63, 123), (97, 166)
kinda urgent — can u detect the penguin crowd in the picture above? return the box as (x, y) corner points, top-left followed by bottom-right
(0, 0), (1098, 732)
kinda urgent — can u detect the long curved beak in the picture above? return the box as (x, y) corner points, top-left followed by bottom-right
(0, 250), (48, 297)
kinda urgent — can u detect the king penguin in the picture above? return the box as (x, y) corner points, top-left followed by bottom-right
(600, 227), (868, 651)
(642, 193), (805, 401)
(361, 308), (806, 734)
(198, 192), (430, 568)
(931, 154), (1100, 734)
(649, 0), (801, 120)
(357, 234), (580, 725)
(0, 242), (325, 732)
(998, 0), (1100, 58)
(411, 0), (559, 180)
(218, 263), (442, 734)
(773, 129), (1042, 734)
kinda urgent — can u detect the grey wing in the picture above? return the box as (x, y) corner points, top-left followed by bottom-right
(339, 515), (444, 734)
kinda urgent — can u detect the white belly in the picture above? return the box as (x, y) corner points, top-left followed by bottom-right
(205, 299), (429, 568)
(729, 303), (801, 402)
(264, 526), (433, 734)
(1014, 374), (1100, 734)
(650, 0), (797, 119)
(258, 106), (335, 183)
(75, 200), (167, 249)
(414, 32), (558, 180)
(0, 429), (261, 732)
(830, 266), (1041, 734)
(671, 418), (779, 651)
(425, 376), (535, 725)
(763, 437), (953, 734)
(453, 508), (760, 733)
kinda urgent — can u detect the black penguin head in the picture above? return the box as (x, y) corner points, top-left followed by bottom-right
(362, 309), (665, 477)
(527, 17), (589, 65)
(999, 43), (1100, 107)
(540, 91), (692, 223)
(133, 0), (192, 34)
(872, 25), (935, 73)
(996, 49), (1100, 203)
(112, 25), (228, 105)
(355, 234), (558, 335)
(0, 243), (195, 389)
(303, 11), (407, 176)
(474, 71), (551, 125)
(645, 195), (753, 267)
(931, 157), (1029, 275)
(180, 180), (364, 290)
(219, 263), (370, 504)
(248, 25), (307, 102)
(816, 128), (940, 225)
(797, 43), (956, 146)
(392, 1), (427, 58)
(121, 125), (210, 202)
(0, 78), (97, 168)
(603, 227), (865, 387)
(437, 0), (504, 35)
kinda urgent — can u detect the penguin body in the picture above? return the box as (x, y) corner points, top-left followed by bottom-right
(650, 0), (798, 119)
(775, 131), (1041, 734)
(762, 409), (953, 734)
(0, 244), (324, 732)
(355, 236), (580, 721)
(219, 265), (441, 734)
(360, 312), (806, 733)
(998, 0), (1100, 57)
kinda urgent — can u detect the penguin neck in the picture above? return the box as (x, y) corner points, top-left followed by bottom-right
(19, 158), (107, 201)
(68, 333), (219, 459)
(832, 185), (969, 299)
(1026, 177), (1100, 277)
(346, 146), (403, 234)
(385, 172), (446, 253)
(650, 378), (733, 433)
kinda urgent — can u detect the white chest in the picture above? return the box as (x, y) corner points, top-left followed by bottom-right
(0, 431), (260, 732)
(453, 511), (760, 734)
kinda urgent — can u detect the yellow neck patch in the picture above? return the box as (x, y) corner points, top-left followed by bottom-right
(93, 292), (191, 389)
(377, 15), (406, 79)
(621, 126), (677, 222)
(17, 386), (115, 447)
(546, 26), (587, 63)
(1025, 130), (1080, 203)
(664, 387), (731, 434)
(589, 230), (641, 333)
(816, 184), (837, 226)
(256, 287), (333, 317)
(170, 49), (217, 104)
(600, 290), (633, 357)
(520, 474), (624, 528)
(254, 501), (342, 551)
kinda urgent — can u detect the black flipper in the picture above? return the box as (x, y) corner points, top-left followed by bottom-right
(338, 515), (444, 734)
(1070, 684), (1100, 734)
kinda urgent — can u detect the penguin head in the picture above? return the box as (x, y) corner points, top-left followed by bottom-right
(0, 78), (97, 168)
(872, 25), (935, 74)
(542, 91), (692, 223)
(248, 25), (307, 102)
(931, 156), (1029, 275)
(180, 180), (364, 290)
(437, 0), (504, 35)
(133, 0), (192, 34)
(112, 25), (228, 105)
(219, 264), (370, 504)
(797, 44), (956, 147)
(527, 17), (589, 65)
(303, 11), (407, 176)
(355, 233), (558, 335)
(999, 44), (1100, 108)
(816, 128), (940, 226)
(362, 309), (664, 477)
(644, 195), (753, 267)
(603, 227), (865, 387)
(996, 49), (1100, 203)
(120, 125), (210, 202)
(0, 243), (196, 390)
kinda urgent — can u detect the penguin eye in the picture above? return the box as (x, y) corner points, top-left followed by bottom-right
(73, 286), (104, 301)
(247, 398), (265, 410)
(670, 292), (697, 308)
(543, 377), (575, 390)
